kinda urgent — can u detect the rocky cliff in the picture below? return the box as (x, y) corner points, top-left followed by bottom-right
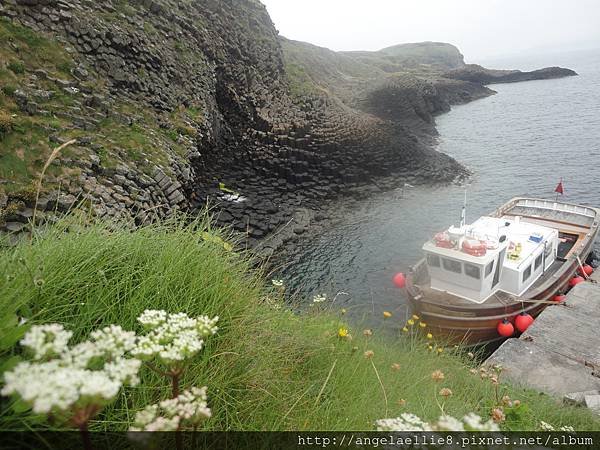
(444, 64), (577, 84)
(0, 0), (577, 253)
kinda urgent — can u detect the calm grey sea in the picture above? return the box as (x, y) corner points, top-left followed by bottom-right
(282, 49), (600, 321)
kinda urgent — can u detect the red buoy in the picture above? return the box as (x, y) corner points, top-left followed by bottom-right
(578, 265), (594, 276)
(393, 272), (406, 288)
(569, 276), (585, 287)
(553, 294), (567, 303)
(497, 319), (514, 337)
(515, 312), (534, 333)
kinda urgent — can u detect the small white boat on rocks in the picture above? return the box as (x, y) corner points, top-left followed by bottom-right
(396, 197), (600, 346)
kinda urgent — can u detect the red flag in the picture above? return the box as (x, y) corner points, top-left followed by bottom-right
(555, 180), (564, 195)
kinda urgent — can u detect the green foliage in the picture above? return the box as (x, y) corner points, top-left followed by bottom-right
(0, 217), (598, 432)
(285, 62), (319, 99)
(1, 85), (16, 97)
(7, 61), (25, 75)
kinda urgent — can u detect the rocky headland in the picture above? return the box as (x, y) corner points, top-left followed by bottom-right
(0, 0), (577, 256)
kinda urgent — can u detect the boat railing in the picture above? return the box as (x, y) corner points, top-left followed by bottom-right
(515, 198), (597, 219)
(492, 197), (599, 221)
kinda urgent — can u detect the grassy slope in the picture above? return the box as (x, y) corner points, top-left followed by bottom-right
(0, 18), (200, 198)
(0, 218), (598, 431)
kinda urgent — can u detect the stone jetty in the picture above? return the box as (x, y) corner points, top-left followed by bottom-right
(487, 270), (600, 413)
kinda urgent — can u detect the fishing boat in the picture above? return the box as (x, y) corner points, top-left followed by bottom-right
(403, 197), (600, 346)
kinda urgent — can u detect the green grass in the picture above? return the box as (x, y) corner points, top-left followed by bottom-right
(0, 18), (195, 192)
(0, 216), (599, 431)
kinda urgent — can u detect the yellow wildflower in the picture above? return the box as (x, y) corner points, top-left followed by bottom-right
(401, 327), (409, 333)
(419, 322), (427, 328)
(412, 314), (420, 320)
(338, 328), (348, 338)
(407, 319), (415, 326)
(426, 333), (433, 339)
(437, 347), (444, 354)
(428, 344), (433, 351)
(341, 308), (347, 315)
(383, 311), (392, 319)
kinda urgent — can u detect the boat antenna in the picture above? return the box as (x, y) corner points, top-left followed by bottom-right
(460, 187), (467, 228)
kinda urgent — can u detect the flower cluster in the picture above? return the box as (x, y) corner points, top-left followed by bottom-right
(312, 294), (327, 304)
(130, 387), (211, 431)
(132, 310), (219, 366)
(540, 421), (574, 432)
(375, 413), (431, 431)
(2, 324), (140, 416)
(375, 412), (499, 432)
(20, 324), (73, 360)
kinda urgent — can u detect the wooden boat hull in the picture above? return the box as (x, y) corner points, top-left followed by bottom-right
(405, 197), (600, 346)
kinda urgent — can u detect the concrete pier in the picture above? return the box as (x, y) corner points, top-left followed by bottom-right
(487, 271), (600, 401)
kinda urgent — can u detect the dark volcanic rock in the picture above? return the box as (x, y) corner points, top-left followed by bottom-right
(443, 64), (577, 84)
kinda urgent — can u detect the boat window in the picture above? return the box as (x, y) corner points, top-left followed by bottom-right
(522, 264), (532, 282)
(464, 263), (481, 279)
(544, 242), (553, 259)
(442, 258), (462, 274)
(427, 254), (441, 268)
(485, 261), (494, 277)
(534, 253), (543, 270)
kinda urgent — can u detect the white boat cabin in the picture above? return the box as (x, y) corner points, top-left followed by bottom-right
(423, 216), (559, 303)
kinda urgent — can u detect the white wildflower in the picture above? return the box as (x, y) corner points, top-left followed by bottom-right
(2, 323), (141, 417)
(540, 420), (555, 431)
(90, 324), (137, 357)
(376, 412), (499, 432)
(271, 279), (284, 287)
(132, 311), (218, 367)
(375, 413), (432, 431)
(196, 315), (219, 337)
(312, 294), (327, 304)
(137, 309), (167, 328)
(436, 415), (465, 431)
(540, 421), (574, 432)
(130, 386), (211, 432)
(20, 324), (73, 360)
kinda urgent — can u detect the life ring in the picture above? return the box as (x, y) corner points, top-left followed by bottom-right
(434, 232), (454, 249)
(462, 238), (487, 256)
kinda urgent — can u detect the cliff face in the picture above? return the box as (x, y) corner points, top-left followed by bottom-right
(0, 0), (578, 251)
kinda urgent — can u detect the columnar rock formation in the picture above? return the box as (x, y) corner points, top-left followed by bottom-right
(0, 0), (577, 249)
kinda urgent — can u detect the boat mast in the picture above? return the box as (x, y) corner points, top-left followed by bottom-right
(460, 188), (467, 228)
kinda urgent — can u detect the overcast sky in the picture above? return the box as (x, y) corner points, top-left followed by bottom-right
(260, 0), (600, 62)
